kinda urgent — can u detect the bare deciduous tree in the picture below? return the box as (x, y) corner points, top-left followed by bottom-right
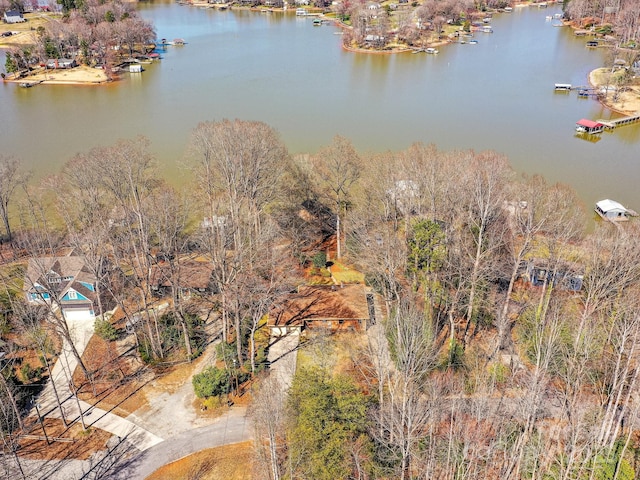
(0, 155), (29, 242)
(251, 374), (288, 480)
(312, 135), (362, 260)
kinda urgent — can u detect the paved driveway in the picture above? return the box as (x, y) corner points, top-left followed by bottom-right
(266, 331), (300, 390)
(32, 316), (163, 453)
(107, 406), (251, 480)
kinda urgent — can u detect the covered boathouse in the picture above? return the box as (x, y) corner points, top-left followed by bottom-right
(576, 119), (604, 134)
(595, 199), (630, 222)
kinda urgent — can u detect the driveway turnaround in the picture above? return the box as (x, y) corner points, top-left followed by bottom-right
(108, 406), (252, 480)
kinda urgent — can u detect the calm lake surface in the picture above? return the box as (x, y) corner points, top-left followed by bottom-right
(1, 1), (638, 209)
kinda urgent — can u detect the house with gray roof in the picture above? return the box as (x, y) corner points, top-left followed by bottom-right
(3, 10), (26, 23)
(24, 255), (100, 322)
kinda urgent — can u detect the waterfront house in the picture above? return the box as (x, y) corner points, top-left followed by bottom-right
(149, 260), (215, 298)
(386, 179), (419, 215)
(24, 255), (100, 322)
(46, 58), (78, 69)
(524, 259), (583, 291)
(595, 199), (630, 221)
(3, 10), (26, 23)
(23, 0), (57, 11)
(268, 285), (373, 336)
(365, 34), (385, 44)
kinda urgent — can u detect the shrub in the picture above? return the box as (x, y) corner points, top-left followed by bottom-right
(138, 340), (154, 365)
(488, 361), (509, 386)
(95, 318), (118, 341)
(595, 24), (612, 35)
(20, 363), (34, 383)
(192, 366), (230, 398)
(312, 251), (327, 269)
(20, 363), (42, 383)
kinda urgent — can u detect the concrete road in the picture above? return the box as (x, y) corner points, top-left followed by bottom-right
(7, 406), (251, 480)
(108, 406), (252, 480)
(32, 316), (163, 453)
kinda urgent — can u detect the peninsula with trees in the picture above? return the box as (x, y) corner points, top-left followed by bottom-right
(2, 0), (156, 84)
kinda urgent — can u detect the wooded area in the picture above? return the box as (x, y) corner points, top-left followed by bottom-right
(1, 121), (640, 479)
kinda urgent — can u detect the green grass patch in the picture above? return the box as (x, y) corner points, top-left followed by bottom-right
(330, 261), (365, 284)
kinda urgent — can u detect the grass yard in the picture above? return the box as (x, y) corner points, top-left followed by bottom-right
(329, 261), (365, 284)
(0, 13), (55, 48)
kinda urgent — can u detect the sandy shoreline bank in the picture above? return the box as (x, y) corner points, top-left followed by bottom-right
(588, 68), (640, 115)
(3, 65), (111, 85)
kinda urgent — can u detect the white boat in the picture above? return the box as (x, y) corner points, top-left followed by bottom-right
(296, 8), (306, 15)
(425, 48), (438, 54)
(469, 39), (478, 44)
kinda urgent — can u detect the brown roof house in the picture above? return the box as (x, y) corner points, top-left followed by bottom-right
(149, 260), (215, 298)
(24, 255), (100, 322)
(268, 284), (374, 336)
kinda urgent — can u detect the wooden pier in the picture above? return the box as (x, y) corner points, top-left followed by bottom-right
(596, 113), (640, 130)
(554, 84), (591, 92)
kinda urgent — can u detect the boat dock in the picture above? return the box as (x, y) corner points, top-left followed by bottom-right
(596, 113), (640, 130)
(577, 87), (597, 97)
(555, 83), (592, 92)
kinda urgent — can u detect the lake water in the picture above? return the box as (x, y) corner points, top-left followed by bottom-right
(1, 1), (638, 209)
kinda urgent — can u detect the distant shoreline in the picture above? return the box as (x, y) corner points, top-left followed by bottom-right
(6, 0), (639, 110)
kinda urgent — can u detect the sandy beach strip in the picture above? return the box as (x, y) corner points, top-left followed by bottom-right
(588, 68), (640, 115)
(4, 65), (110, 85)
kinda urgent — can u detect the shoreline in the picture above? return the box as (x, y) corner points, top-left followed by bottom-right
(3, 65), (112, 86)
(587, 68), (640, 116)
(5, 0), (638, 108)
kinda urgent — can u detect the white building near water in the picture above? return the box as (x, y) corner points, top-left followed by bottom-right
(3, 10), (25, 23)
(595, 199), (630, 221)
